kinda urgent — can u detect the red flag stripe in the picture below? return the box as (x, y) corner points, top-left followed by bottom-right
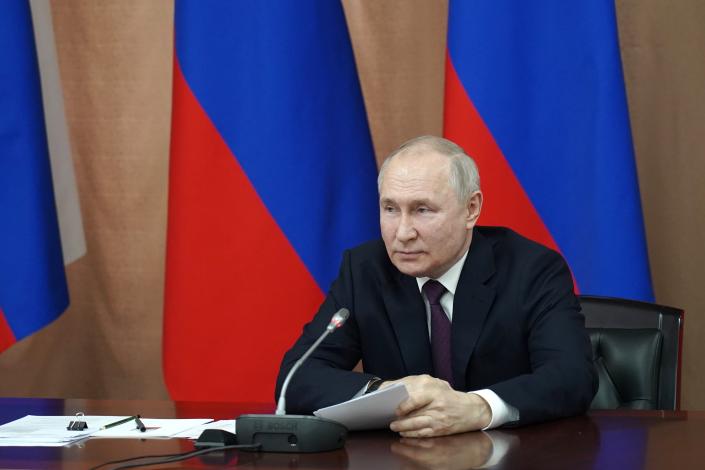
(0, 308), (16, 353)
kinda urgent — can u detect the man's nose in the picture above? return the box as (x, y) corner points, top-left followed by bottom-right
(395, 213), (417, 242)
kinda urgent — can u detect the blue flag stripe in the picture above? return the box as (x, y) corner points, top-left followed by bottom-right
(0, 0), (68, 340)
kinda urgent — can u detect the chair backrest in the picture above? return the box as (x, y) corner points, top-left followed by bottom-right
(580, 295), (684, 411)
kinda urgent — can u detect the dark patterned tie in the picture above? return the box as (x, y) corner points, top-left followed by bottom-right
(422, 280), (454, 387)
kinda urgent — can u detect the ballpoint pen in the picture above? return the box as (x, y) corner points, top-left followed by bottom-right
(99, 415), (139, 430)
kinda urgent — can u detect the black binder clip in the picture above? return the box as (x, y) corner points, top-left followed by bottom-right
(67, 412), (88, 431)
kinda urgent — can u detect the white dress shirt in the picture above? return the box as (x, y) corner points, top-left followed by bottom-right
(416, 250), (520, 430)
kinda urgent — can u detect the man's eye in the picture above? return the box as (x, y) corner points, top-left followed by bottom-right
(417, 207), (430, 214)
(383, 206), (397, 213)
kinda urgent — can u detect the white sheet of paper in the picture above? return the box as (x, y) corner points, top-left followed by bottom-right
(0, 415), (126, 446)
(171, 419), (236, 439)
(313, 383), (408, 431)
(91, 418), (213, 439)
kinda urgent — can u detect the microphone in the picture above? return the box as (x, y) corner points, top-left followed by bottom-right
(235, 308), (350, 452)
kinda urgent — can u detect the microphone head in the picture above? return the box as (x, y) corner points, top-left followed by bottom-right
(328, 308), (350, 331)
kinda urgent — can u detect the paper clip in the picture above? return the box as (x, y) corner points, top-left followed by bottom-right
(67, 412), (88, 431)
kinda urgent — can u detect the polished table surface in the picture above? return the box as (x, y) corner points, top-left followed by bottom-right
(0, 398), (702, 469)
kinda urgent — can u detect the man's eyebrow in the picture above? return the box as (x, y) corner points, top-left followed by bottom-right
(379, 197), (433, 206)
(413, 198), (433, 205)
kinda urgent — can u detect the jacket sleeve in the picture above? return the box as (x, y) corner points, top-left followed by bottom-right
(489, 249), (598, 426)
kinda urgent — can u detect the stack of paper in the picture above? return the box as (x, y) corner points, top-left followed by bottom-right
(0, 415), (215, 446)
(314, 383), (408, 430)
(0, 415), (123, 447)
(172, 420), (236, 439)
(92, 418), (213, 439)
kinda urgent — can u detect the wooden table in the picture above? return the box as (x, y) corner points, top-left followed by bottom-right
(0, 398), (702, 469)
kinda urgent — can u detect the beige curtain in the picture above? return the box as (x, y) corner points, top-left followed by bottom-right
(1, 0), (704, 409)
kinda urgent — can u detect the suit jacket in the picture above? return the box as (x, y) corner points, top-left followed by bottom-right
(276, 226), (597, 426)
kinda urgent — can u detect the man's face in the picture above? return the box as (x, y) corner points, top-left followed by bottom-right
(379, 150), (482, 279)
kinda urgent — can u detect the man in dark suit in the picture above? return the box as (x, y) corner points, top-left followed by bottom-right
(277, 136), (597, 437)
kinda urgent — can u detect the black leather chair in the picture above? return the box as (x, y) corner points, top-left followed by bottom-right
(580, 295), (684, 410)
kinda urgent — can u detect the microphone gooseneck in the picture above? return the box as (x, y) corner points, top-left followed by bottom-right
(275, 308), (350, 415)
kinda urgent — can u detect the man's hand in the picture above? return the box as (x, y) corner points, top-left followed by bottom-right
(383, 375), (492, 437)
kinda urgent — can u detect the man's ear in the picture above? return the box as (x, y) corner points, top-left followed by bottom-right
(466, 191), (483, 229)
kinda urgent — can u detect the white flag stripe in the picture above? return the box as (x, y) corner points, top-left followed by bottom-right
(30, 0), (86, 265)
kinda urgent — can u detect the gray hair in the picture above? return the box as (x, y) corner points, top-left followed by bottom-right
(377, 135), (481, 202)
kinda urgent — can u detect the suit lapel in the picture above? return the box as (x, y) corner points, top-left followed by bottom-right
(382, 272), (433, 376)
(451, 231), (497, 388)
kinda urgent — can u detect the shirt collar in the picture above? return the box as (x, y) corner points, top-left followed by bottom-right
(415, 249), (469, 296)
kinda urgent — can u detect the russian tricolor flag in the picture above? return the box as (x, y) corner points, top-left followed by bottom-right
(164, 1), (379, 402)
(0, 0), (78, 353)
(445, 1), (654, 300)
